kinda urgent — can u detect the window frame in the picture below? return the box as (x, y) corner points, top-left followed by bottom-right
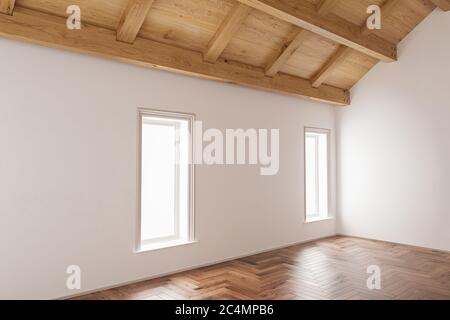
(304, 127), (331, 223)
(136, 108), (195, 252)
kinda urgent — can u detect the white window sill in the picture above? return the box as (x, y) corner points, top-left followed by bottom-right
(135, 239), (197, 254)
(304, 216), (334, 224)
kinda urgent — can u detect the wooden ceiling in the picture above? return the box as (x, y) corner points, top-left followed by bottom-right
(0, 0), (447, 105)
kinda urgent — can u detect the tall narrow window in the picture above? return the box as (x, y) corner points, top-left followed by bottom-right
(305, 128), (329, 222)
(137, 109), (194, 251)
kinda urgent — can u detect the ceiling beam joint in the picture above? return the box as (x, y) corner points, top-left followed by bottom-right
(236, 0), (397, 62)
(265, 29), (309, 77)
(204, 3), (251, 63)
(428, 0), (450, 11)
(316, 0), (338, 16)
(0, 7), (351, 106)
(311, 46), (353, 88)
(117, 0), (154, 44)
(0, 0), (15, 15)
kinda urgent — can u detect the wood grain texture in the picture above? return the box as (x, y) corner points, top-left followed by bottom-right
(316, 0), (338, 16)
(311, 46), (353, 88)
(265, 29), (309, 77)
(220, 9), (300, 68)
(324, 50), (379, 90)
(428, 0), (450, 10)
(74, 236), (450, 300)
(0, 7), (350, 105)
(236, 0), (398, 62)
(0, 0), (15, 14)
(204, 3), (251, 63)
(117, 0), (154, 43)
(279, 33), (338, 80)
(14, 0), (435, 93)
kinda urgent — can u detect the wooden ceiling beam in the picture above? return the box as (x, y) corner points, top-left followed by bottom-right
(0, 0), (15, 15)
(204, 3), (251, 63)
(316, 0), (338, 16)
(117, 0), (154, 44)
(361, 0), (402, 36)
(311, 46), (353, 88)
(0, 7), (350, 106)
(428, 0), (450, 11)
(236, 0), (397, 62)
(265, 29), (309, 77)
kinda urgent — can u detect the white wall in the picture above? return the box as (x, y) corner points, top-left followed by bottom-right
(336, 10), (450, 252)
(0, 38), (337, 299)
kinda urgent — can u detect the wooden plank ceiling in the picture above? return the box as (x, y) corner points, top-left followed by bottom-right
(0, 0), (444, 105)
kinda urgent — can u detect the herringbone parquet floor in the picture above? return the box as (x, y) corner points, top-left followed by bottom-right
(75, 236), (450, 300)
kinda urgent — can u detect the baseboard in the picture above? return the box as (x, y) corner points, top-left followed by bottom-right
(336, 233), (450, 254)
(60, 234), (337, 300)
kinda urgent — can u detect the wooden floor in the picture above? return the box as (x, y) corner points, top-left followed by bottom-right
(75, 236), (450, 300)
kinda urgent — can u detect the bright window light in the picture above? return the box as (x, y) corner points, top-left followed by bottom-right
(138, 110), (194, 251)
(305, 129), (329, 221)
